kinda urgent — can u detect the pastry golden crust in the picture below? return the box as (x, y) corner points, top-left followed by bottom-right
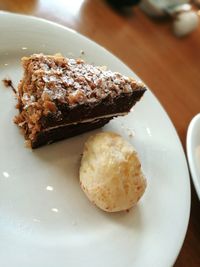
(79, 132), (146, 212)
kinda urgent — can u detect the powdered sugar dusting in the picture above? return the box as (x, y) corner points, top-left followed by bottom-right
(21, 54), (144, 107)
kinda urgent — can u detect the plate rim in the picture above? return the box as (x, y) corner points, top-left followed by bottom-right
(186, 113), (200, 200)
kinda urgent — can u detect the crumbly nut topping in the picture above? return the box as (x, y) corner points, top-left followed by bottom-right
(19, 54), (143, 109)
(14, 53), (145, 142)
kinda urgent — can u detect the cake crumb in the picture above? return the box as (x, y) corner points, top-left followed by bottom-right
(25, 140), (31, 148)
(80, 50), (85, 55)
(2, 78), (12, 87)
(124, 127), (135, 138)
(128, 132), (133, 138)
(2, 78), (17, 94)
(120, 123), (135, 138)
(127, 128), (135, 138)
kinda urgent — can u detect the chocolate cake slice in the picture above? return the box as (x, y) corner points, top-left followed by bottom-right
(14, 54), (146, 148)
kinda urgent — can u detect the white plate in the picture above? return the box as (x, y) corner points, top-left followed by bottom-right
(0, 12), (190, 267)
(187, 113), (200, 199)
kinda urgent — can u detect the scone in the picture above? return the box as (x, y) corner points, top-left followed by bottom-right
(79, 132), (146, 212)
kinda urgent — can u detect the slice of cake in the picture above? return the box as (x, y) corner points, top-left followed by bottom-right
(14, 54), (146, 148)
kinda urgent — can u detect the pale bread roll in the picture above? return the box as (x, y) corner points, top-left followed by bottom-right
(79, 132), (146, 212)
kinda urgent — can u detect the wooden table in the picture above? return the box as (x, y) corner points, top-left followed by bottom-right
(1, 0), (200, 266)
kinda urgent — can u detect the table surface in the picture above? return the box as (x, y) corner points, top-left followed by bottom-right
(1, 0), (200, 266)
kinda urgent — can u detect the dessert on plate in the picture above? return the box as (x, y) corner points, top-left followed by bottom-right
(14, 54), (146, 148)
(80, 132), (147, 212)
